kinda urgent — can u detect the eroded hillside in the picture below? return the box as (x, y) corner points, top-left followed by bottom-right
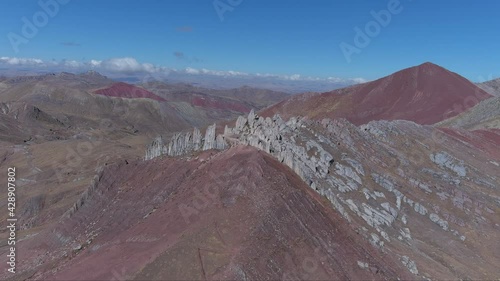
(144, 110), (500, 279)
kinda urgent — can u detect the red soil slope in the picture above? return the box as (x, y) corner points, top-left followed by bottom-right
(9, 146), (411, 280)
(94, 82), (166, 101)
(440, 127), (500, 159)
(263, 62), (492, 125)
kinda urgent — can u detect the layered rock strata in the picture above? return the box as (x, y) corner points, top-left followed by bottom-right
(145, 124), (227, 160)
(144, 109), (500, 279)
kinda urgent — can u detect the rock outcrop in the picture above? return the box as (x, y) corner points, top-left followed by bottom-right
(144, 136), (167, 160)
(202, 124), (216, 150)
(144, 124), (227, 160)
(144, 110), (500, 280)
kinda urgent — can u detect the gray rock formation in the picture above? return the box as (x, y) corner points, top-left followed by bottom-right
(429, 213), (449, 231)
(430, 152), (467, 177)
(193, 127), (202, 150)
(144, 109), (500, 280)
(145, 124), (227, 159)
(357, 261), (369, 269)
(401, 256), (419, 275)
(144, 136), (166, 160)
(202, 124), (216, 151)
(414, 203), (428, 216)
(215, 134), (227, 150)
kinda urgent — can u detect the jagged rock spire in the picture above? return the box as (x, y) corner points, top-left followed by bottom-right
(144, 136), (166, 160)
(203, 124), (216, 150)
(193, 127), (202, 150)
(248, 109), (256, 127)
(146, 123), (229, 158)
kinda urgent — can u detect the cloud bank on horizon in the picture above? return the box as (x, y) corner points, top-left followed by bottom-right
(0, 56), (367, 92)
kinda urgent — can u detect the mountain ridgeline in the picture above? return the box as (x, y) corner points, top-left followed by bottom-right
(2, 63), (499, 280)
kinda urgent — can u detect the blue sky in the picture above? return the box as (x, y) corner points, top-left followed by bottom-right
(1, 0), (499, 82)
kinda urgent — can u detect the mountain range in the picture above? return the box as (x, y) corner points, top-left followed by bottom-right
(263, 62), (492, 125)
(0, 62), (499, 280)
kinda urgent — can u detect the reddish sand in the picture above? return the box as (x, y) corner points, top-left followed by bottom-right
(439, 128), (500, 159)
(94, 82), (166, 101)
(263, 62), (492, 125)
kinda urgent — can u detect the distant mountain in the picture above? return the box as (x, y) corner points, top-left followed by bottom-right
(0, 74), (188, 136)
(141, 82), (289, 108)
(0, 74), (289, 137)
(477, 77), (500, 97)
(263, 62), (492, 125)
(140, 81), (289, 127)
(114, 72), (357, 94)
(94, 82), (166, 101)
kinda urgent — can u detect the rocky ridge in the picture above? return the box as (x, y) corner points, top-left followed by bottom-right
(145, 124), (227, 160)
(145, 110), (500, 279)
(477, 78), (500, 97)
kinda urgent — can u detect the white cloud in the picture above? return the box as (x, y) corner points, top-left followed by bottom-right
(327, 77), (343, 83)
(0, 56), (166, 75)
(0, 56), (44, 66)
(95, 57), (164, 73)
(328, 76), (367, 84)
(88, 59), (102, 67)
(287, 74), (301, 81)
(0, 56), (366, 85)
(62, 60), (82, 68)
(182, 67), (248, 77)
(226, 70), (248, 76)
(351, 77), (367, 83)
(185, 67), (200, 75)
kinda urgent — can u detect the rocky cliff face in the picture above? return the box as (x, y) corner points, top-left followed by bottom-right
(145, 110), (500, 279)
(144, 124), (227, 160)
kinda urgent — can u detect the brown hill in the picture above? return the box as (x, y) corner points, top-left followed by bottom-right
(0, 74), (191, 238)
(0, 74), (190, 136)
(94, 82), (166, 101)
(263, 62), (492, 125)
(141, 82), (289, 109)
(141, 82), (289, 127)
(8, 146), (411, 280)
